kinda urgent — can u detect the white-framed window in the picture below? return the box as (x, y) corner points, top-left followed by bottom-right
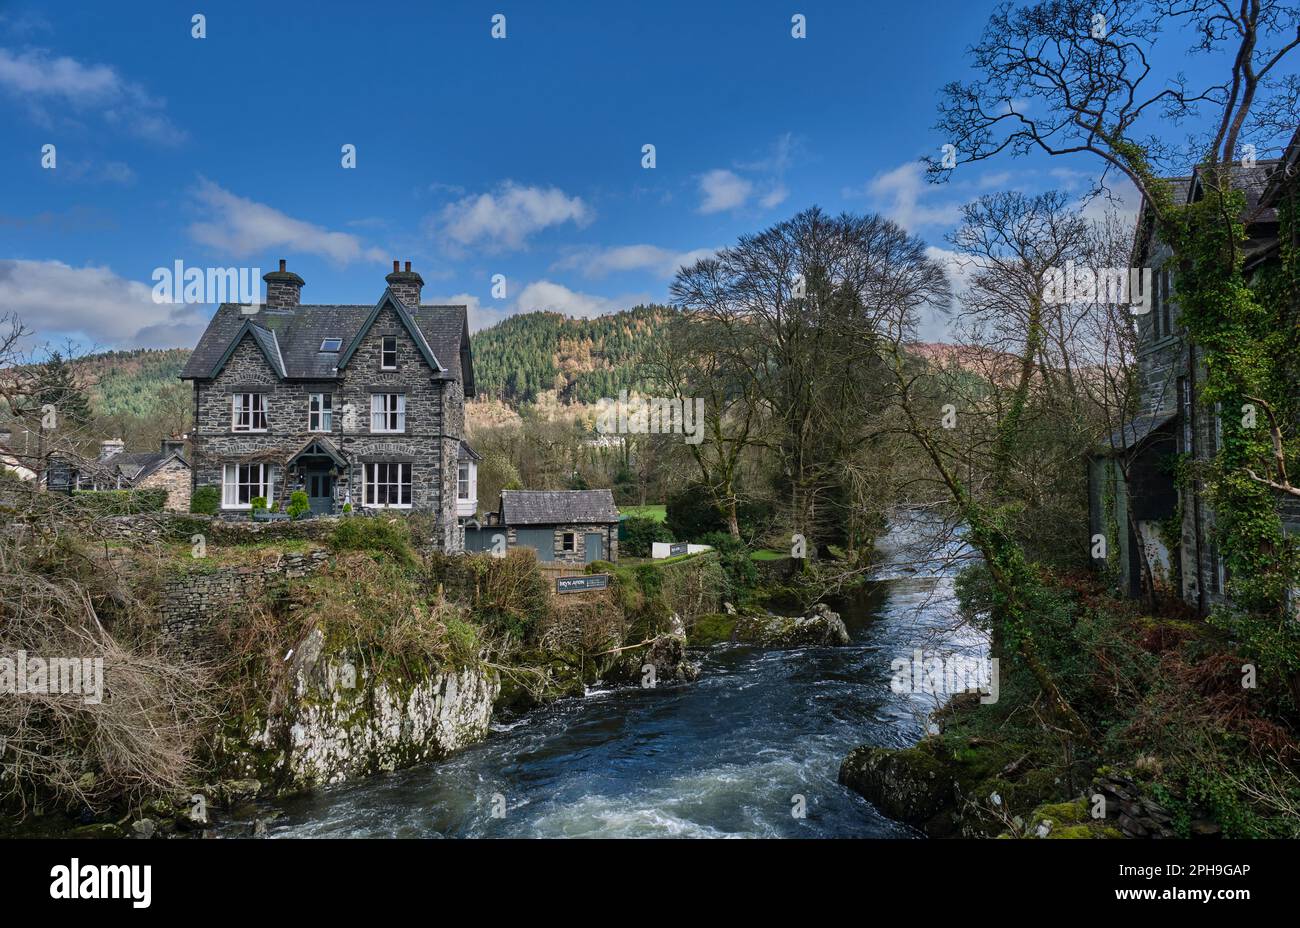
(457, 462), (470, 500)
(370, 393), (405, 432)
(309, 393), (333, 432)
(381, 336), (398, 370)
(319, 337), (342, 352)
(222, 463), (274, 509)
(232, 393), (268, 432)
(363, 462), (411, 508)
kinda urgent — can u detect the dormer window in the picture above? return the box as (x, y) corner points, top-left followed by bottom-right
(319, 338), (342, 352)
(381, 336), (398, 370)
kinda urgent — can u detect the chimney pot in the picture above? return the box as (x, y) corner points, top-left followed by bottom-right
(279, 259), (286, 271)
(405, 261), (411, 272)
(393, 260), (400, 273)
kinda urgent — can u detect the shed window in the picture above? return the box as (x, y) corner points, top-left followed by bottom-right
(562, 532), (576, 552)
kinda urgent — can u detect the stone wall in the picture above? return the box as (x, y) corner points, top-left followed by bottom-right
(136, 459), (192, 512)
(160, 550), (330, 657)
(505, 522), (619, 564)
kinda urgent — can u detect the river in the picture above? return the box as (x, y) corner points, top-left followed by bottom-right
(258, 513), (983, 838)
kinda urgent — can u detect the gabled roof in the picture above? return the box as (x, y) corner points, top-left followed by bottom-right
(1133, 160), (1282, 265)
(112, 450), (190, 480)
(181, 290), (471, 385)
(287, 436), (347, 469)
(500, 489), (619, 525)
(336, 289), (444, 374)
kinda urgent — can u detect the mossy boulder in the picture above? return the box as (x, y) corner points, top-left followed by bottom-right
(690, 612), (738, 646)
(839, 741), (954, 824)
(733, 603), (850, 648)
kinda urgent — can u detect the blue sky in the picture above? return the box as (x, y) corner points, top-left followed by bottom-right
(0, 0), (1231, 351)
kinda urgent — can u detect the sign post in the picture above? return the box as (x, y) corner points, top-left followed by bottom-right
(556, 574), (610, 594)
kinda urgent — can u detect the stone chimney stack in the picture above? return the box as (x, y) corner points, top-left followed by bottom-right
(263, 259), (305, 308)
(385, 260), (423, 309)
(160, 436), (186, 456)
(99, 438), (125, 462)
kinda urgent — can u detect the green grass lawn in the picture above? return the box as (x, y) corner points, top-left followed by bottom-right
(620, 504), (666, 522)
(750, 548), (788, 561)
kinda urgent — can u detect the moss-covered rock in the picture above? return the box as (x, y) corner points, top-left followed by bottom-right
(839, 741), (954, 824)
(733, 603), (850, 648)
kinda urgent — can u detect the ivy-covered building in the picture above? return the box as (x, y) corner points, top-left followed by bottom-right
(1089, 133), (1300, 613)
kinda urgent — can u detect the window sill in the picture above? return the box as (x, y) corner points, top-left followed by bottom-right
(363, 504), (412, 510)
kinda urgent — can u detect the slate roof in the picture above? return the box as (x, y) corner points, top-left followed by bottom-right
(1099, 412), (1176, 454)
(500, 489), (619, 525)
(458, 440), (481, 462)
(181, 290), (472, 390)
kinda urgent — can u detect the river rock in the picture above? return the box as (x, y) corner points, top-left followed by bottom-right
(734, 603), (850, 648)
(839, 743), (953, 824)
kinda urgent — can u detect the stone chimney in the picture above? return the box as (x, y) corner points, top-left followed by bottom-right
(385, 260), (423, 309)
(99, 438), (125, 462)
(263, 259), (305, 308)
(160, 436), (186, 457)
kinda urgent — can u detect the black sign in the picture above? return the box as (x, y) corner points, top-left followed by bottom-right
(556, 574), (610, 593)
(669, 542), (688, 556)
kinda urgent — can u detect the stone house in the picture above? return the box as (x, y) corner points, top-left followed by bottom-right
(492, 489), (620, 564)
(180, 260), (477, 551)
(46, 437), (192, 510)
(1089, 135), (1300, 612)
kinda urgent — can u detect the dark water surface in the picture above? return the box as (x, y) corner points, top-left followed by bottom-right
(261, 516), (981, 838)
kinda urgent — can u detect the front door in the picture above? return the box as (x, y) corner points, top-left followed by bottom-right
(305, 470), (334, 515)
(584, 532), (603, 563)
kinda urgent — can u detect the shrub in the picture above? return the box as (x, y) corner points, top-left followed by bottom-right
(250, 496), (268, 514)
(329, 516), (417, 568)
(621, 515), (672, 557)
(287, 490), (310, 520)
(698, 530), (758, 596)
(71, 488), (168, 515)
(191, 485), (220, 515)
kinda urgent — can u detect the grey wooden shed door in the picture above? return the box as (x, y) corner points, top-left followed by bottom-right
(514, 528), (556, 562)
(584, 532), (603, 563)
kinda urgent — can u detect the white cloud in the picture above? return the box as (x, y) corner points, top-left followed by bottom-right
(917, 246), (971, 342)
(0, 46), (184, 144)
(697, 169), (753, 214)
(0, 259), (208, 349)
(854, 161), (961, 232)
(188, 178), (385, 265)
(435, 182), (592, 252)
(552, 244), (716, 279)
